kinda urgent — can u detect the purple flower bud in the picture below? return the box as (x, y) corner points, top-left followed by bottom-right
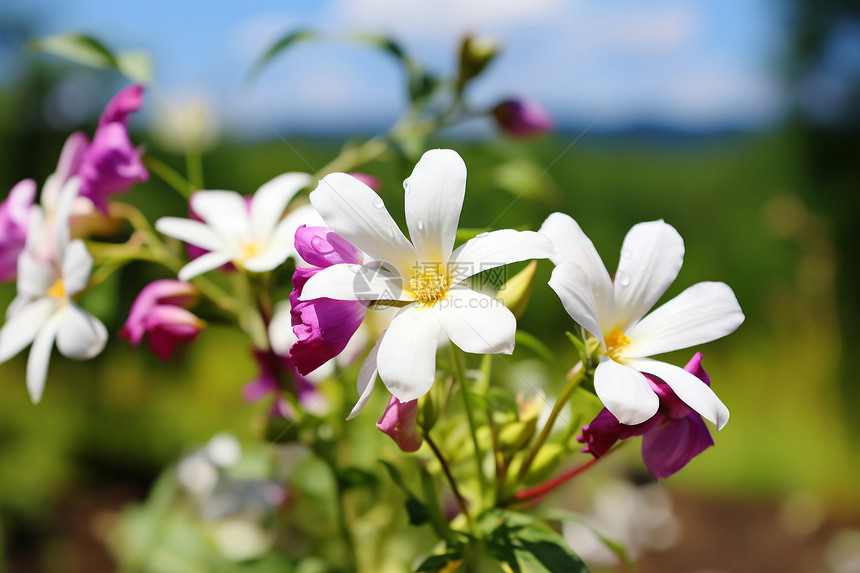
(119, 279), (205, 361)
(578, 352), (716, 479)
(347, 172), (381, 192)
(289, 226), (368, 375)
(0, 179), (36, 282)
(77, 85), (149, 211)
(491, 99), (553, 138)
(242, 348), (321, 418)
(376, 396), (423, 452)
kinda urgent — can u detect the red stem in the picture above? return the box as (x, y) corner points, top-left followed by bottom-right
(513, 457), (600, 502)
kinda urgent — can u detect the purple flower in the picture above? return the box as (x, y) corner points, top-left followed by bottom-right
(242, 349), (322, 418)
(577, 353), (716, 479)
(76, 85), (149, 211)
(491, 99), (553, 138)
(289, 226), (369, 375)
(0, 179), (36, 281)
(376, 396), (422, 452)
(119, 280), (205, 361)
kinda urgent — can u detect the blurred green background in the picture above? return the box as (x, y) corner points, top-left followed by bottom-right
(1, 1), (859, 572)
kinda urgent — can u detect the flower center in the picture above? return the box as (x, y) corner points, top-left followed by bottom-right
(239, 242), (260, 262)
(604, 328), (630, 359)
(410, 269), (449, 304)
(47, 278), (66, 299)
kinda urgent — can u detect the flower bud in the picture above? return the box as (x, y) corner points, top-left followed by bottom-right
(377, 396), (423, 453)
(523, 443), (565, 484)
(491, 99), (553, 138)
(497, 260), (538, 319)
(119, 279), (205, 361)
(458, 34), (500, 87)
(498, 419), (537, 454)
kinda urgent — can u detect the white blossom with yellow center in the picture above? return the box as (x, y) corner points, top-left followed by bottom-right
(155, 173), (320, 281)
(540, 213), (744, 428)
(299, 149), (555, 409)
(0, 177), (107, 403)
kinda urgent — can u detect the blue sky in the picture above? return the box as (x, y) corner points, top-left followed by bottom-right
(3, 0), (789, 136)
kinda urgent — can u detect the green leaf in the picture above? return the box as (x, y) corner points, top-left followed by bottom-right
(415, 551), (463, 572)
(29, 32), (119, 69)
(479, 510), (590, 573)
(117, 51), (153, 83)
(337, 466), (378, 490)
(351, 33), (439, 104)
(380, 460), (431, 527)
(247, 29), (316, 82)
(565, 331), (588, 366)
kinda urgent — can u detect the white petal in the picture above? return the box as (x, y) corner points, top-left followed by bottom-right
(298, 264), (409, 302)
(242, 246), (289, 273)
(447, 229), (554, 286)
(347, 330), (385, 420)
(547, 262), (603, 341)
(539, 213), (612, 301)
(155, 217), (223, 251)
(62, 240), (93, 296)
(56, 303), (108, 359)
(27, 313), (62, 404)
(0, 298), (58, 363)
(377, 305), (441, 402)
(310, 172), (416, 277)
(54, 176), (81, 251)
(593, 357), (659, 425)
(625, 282), (744, 358)
(16, 251), (56, 298)
(404, 149), (466, 263)
(633, 358), (730, 430)
(250, 172), (312, 240)
(268, 303), (297, 356)
(613, 220), (684, 330)
(257, 204), (325, 270)
(190, 190), (252, 245)
(436, 287), (515, 354)
(177, 251), (233, 282)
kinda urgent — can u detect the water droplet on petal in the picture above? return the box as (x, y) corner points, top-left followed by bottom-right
(621, 249), (632, 259)
(417, 219), (424, 231)
(616, 272), (631, 287)
(373, 197), (384, 209)
(386, 228), (395, 238)
(476, 232), (489, 239)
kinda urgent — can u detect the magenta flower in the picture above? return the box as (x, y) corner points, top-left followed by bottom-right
(491, 99), (553, 138)
(577, 353), (716, 479)
(242, 349), (322, 418)
(0, 179), (37, 281)
(376, 396), (423, 452)
(76, 84), (148, 211)
(119, 279), (205, 361)
(288, 226), (369, 376)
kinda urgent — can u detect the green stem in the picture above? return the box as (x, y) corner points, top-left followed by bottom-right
(449, 344), (488, 504)
(516, 362), (586, 483)
(423, 432), (472, 526)
(313, 443), (359, 572)
(143, 155), (193, 199)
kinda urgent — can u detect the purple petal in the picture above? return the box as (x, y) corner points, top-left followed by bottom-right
(347, 172), (381, 191)
(288, 267), (368, 375)
(99, 84), (144, 127)
(78, 123), (148, 211)
(490, 99), (553, 138)
(641, 414), (714, 479)
(119, 281), (203, 360)
(0, 179), (37, 282)
(294, 226), (363, 268)
(376, 396), (423, 452)
(578, 407), (662, 458)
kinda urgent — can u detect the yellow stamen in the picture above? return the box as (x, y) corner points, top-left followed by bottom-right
(239, 242), (260, 262)
(47, 278), (66, 299)
(409, 268), (449, 304)
(604, 328), (630, 359)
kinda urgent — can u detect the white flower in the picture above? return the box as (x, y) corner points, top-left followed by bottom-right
(299, 149), (555, 411)
(155, 173), (319, 281)
(0, 178), (107, 403)
(540, 213), (743, 428)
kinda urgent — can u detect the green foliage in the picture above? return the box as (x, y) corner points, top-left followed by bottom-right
(477, 509), (589, 573)
(246, 29), (317, 83)
(28, 32), (152, 82)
